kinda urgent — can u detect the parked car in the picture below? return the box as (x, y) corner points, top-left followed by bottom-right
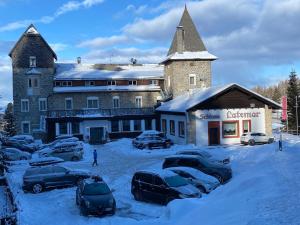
(131, 169), (201, 205)
(3, 136), (39, 153)
(166, 167), (220, 193)
(38, 142), (83, 161)
(132, 136), (171, 149)
(133, 130), (173, 146)
(176, 150), (230, 164)
(40, 137), (80, 150)
(22, 165), (90, 193)
(0, 148), (31, 161)
(76, 176), (116, 216)
(162, 155), (232, 184)
(8, 135), (34, 144)
(240, 132), (274, 145)
(29, 157), (64, 167)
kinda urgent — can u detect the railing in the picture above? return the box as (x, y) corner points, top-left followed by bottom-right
(47, 107), (155, 118)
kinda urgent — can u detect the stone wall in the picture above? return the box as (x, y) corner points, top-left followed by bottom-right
(48, 91), (161, 110)
(164, 60), (212, 98)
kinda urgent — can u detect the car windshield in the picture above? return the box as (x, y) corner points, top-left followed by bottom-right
(164, 175), (188, 187)
(83, 183), (111, 195)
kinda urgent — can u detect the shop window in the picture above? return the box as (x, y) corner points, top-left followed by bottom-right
(21, 99), (29, 112)
(122, 120), (130, 132)
(170, 120), (175, 135)
(223, 121), (239, 138)
(72, 122), (80, 134)
(242, 120), (251, 133)
(22, 121), (30, 134)
(145, 119), (152, 130)
(87, 97), (99, 109)
(162, 119), (167, 133)
(111, 120), (119, 132)
(178, 121), (185, 137)
(59, 122), (68, 135)
(65, 98), (73, 110)
(134, 120), (141, 131)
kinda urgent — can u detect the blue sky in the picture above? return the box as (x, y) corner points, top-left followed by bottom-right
(0, 0), (300, 109)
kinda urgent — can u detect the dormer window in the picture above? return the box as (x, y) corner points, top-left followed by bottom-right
(29, 56), (36, 68)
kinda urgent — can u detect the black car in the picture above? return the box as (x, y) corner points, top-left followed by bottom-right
(76, 176), (116, 216)
(131, 170), (201, 205)
(176, 150), (231, 164)
(22, 165), (90, 193)
(162, 155), (232, 184)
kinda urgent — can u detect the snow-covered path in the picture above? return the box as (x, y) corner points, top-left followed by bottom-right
(6, 135), (300, 225)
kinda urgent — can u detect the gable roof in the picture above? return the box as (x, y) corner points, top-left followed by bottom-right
(156, 83), (281, 113)
(167, 6), (207, 56)
(9, 24), (57, 60)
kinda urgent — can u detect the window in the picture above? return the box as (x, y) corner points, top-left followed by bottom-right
(189, 74), (196, 85)
(55, 81), (61, 87)
(72, 122), (80, 134)
(29, 56), (36, 67)
(40, 116), (46, 131)
(59, 122), (68, 135)
(129, 80), (137, 85)
(178, 121), (185, 137)
(223, 121), (239, 138)
(242, 120), (251, 133)
(65, 98), (73, 110)
(111, 120), (119, 132)
(162, 119), (167, 133)
(39, 98), (47, 111)
(85, 81), (95, 86)
(87, 97), (99, 109)
(22, 121), (30, 134)
(28, 78), (32, 88)
(150, 80), (158, 85)
(107, 80), (116, 85)
(21, 99), (29, 112)
(145, 119), (152, 130)
(33, 78), (39, 87)
(61, 81), (72, 87)
(122, 120), (130, 132)
(140, 174), (153, 184)
(112, 96), (120, 108)
(134, 120), (141, 131)
(170, 120), (175, 135)
(135, 96), (142, 108)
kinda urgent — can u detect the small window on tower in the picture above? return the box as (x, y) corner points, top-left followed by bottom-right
(29, 56), (36, 68)
(189, 74), (196, 86)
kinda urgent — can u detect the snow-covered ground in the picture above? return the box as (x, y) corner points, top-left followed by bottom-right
(6, 134), (300, 225)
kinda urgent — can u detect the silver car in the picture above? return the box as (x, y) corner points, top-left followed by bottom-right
(1, 148), (31, 161)
(38, 142), (84, 161)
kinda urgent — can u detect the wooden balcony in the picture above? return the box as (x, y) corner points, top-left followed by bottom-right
(47, 107), (155, 118)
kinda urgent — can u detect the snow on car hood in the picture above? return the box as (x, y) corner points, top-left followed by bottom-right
(172, 184), (200, 196)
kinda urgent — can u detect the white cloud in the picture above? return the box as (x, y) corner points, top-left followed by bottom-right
(126, 4), (148, 15)
(49, 43), (69, 52)
(78, 35), (130, 48)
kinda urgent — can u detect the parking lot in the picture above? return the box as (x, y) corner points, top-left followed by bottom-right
(5, 136), (300, 225)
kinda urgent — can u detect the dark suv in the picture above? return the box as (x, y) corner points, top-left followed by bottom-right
(22, 165), (90, 193)
(76, 177), (116, 216)
(162, 155), (232, 184)
(131, 170), (201, 205)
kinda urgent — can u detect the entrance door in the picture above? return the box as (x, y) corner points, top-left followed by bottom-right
(89, 127), (104, 144)
(208, 122), (220, 145)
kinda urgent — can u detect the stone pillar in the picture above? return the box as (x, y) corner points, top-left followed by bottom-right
(264, 105), (272, 135)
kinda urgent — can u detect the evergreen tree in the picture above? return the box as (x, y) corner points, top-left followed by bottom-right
(286, 71), (300, 130)
(3, 102), (16, 137)
(272, 85), (282, 103)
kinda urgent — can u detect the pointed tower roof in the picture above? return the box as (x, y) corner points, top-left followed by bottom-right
(9, 24), (57, 60)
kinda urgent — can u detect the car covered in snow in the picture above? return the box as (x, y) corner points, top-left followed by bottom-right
(76, 176), (116, 216)
(40, 137), (81, 150)
(22, 165), (90, 193)
(0, 148), (31, 161)
(166, 167), (220, 193)
(29, 157), (64, 167)
(38, 142), (84, 161)
(176, 149), (230, 164)
(132, 136), (171, 149)
(240, 132), (274, 145)
(162, 155), (232, 184)
(131, 169), (201, 205)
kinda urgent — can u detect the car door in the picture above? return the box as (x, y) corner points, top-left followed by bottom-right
(47, 166), (70, 187)
(139, 173), (154, 201)
(259, 133), (268, 143)
(152, 175), (168, 203)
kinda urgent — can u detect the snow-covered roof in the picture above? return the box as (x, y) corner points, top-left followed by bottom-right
(161, 51), (217, 63)
(54, 63), (164, 80)
(156, 83), (281, 113)
(26, 26), (39, 34)
(26, 68), (42, 75)
(138, 169), (177, 178)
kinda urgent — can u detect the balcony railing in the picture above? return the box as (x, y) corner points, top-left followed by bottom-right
(47, 107), (155, 118)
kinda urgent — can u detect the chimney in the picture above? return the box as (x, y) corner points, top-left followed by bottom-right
(77, 57), (81, 64)
(176, 26), (185, 53)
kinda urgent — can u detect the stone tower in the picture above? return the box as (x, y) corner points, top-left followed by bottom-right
(9, 24), (57, 139)
(162, 6), (217, 98)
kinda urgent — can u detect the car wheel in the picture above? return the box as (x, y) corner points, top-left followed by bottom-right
(71, 156), (79, 161)
(32, 183), (43, 194)
(248, 139), (255, 146)
(214, 174), (224, 184)
(20, 156), (27, 160)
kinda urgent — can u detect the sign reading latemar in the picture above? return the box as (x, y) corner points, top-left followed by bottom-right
(227, 111), (261, 119)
